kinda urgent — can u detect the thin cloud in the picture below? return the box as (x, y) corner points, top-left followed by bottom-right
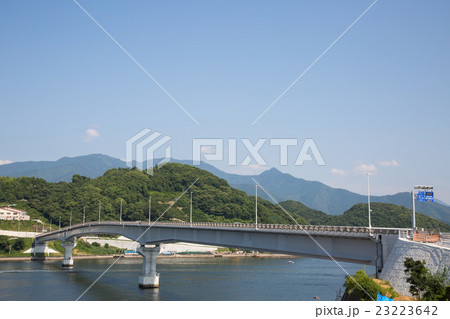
(84, 128), (100, 142)
(379, 160), (399, 167)
(200, 146), (216, 155)
(330, 168), (346, 176)
(353, 163), (377, 174)
(0, 160), (13, 165)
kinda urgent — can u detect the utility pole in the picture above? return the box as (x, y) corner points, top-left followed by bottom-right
(367, 173), (372, 229)
(70, 210), (72, 227)
(120, 200), (122, 224)
(83, 207), (86, 225)
(50, 219), (52, 231)
(149, 196), (151, 224)
(59, 216), (61, 229)
(255, 184), (258, 230)
(190, 192), (193, 225)
(411, 191), (416, 230)
(98, 202), (101, 222)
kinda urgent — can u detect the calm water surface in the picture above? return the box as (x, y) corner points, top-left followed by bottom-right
(0, 257), (374, 301)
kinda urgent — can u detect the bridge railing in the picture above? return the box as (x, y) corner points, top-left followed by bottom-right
(153, 222), (401, 235)
(440, 233), (450, 248)
(36, 221), (404, 240)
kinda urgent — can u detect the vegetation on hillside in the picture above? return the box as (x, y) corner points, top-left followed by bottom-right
(0, 236), (32, 257)
(342, 270), (399, 301)
(404, 258), (450, 301)
(72, 240), (123, 256)
(281, 201), (450, 231)
(0, 163), (448, 231)
(0, 163), (307, 228)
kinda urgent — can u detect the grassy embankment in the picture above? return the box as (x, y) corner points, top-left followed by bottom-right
(0, 236), (123, 257)
(0, 220), (48, 232)
(342, 269), (415, 301)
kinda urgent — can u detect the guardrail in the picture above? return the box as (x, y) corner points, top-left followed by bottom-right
(36, 221), (405, 239)
(413, 232), (441, 243)
(439, 233), (450, 247)
(399, 229), (413, 240)
(399, 230), (450, 247)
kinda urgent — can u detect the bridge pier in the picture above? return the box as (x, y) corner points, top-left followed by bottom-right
(32, 242), (48, 257)
(61, 242), (75, 269)
(137, 245), (160, 289)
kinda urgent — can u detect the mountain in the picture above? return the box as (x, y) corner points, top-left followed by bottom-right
(1, 162), (447, 232)
(281, 201), (450, 232)
(1, 154), (449, 224)
(207, 167), (450, 224)
(0, 163), (307, 227)
(0, 154), (126, 182)
(229, 169), (450, 224)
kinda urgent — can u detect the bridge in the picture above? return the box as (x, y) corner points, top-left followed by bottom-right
(34, 221), (402, 288)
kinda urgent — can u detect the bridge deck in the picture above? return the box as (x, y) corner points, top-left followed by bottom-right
(36, 221), (403, 242)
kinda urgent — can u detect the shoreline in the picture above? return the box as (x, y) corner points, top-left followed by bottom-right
(0, 253), (298, 262)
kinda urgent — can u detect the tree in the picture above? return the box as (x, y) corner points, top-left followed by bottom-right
(404, 257), (449, 300)
(0, 236), (9, 251)
(343, 270), (383, 301)
(13, 238), (26, 251)
(404, 258), (428, 298)
(423, 267), (449, 301)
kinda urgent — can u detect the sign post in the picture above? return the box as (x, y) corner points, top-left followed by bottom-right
(412, 186), (434, 230)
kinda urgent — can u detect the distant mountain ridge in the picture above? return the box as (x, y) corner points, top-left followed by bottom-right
(0, 154), (126, 182)
(1, 154), (449, 224)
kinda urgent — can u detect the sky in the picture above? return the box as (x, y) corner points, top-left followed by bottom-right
(1, 0), (449, 203)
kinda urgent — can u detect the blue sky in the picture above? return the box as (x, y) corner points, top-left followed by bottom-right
(1, 0), (449, 202)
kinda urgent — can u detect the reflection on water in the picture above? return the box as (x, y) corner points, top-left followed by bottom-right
(0, 257), (373, 301)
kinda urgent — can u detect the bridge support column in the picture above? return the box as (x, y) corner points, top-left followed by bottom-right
(61, 242), (75, 269)
(32, 242), (48, 257)
(137, 245), (160, 289)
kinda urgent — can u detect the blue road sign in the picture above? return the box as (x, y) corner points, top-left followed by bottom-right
(417, 191), (434, 202)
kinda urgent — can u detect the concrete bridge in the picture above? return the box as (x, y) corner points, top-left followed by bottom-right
(34, 221), (402, 288)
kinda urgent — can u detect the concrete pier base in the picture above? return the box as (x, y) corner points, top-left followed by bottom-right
(62, 258), (74, 268)
(61, 242), (76, 269)
(137, 245), (160, 289)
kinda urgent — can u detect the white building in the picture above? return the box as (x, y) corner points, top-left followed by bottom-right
(0, 207), (30, 221)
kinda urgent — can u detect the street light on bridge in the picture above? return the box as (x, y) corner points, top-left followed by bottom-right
(190, 192), (193, 225)
(367, 173), (374, 229)
(255, 184), (258, 230)
(119, 200), (122, 224)
(149, 196), (151, 224)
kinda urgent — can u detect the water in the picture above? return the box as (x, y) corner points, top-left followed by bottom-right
(0, 257), (373, 301)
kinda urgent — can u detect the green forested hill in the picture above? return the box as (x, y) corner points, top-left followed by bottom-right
(281, 200), (450, 231)
(0, 163), (307, 227)
(1, 163), (448, 231)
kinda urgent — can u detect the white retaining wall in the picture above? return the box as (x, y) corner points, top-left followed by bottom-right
(380, 238), (450, 296)
(84, 237), (219, 253)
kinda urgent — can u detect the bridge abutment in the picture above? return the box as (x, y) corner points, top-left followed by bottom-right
(61, 242), (75, 269)
(137, 245), (160, 289)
